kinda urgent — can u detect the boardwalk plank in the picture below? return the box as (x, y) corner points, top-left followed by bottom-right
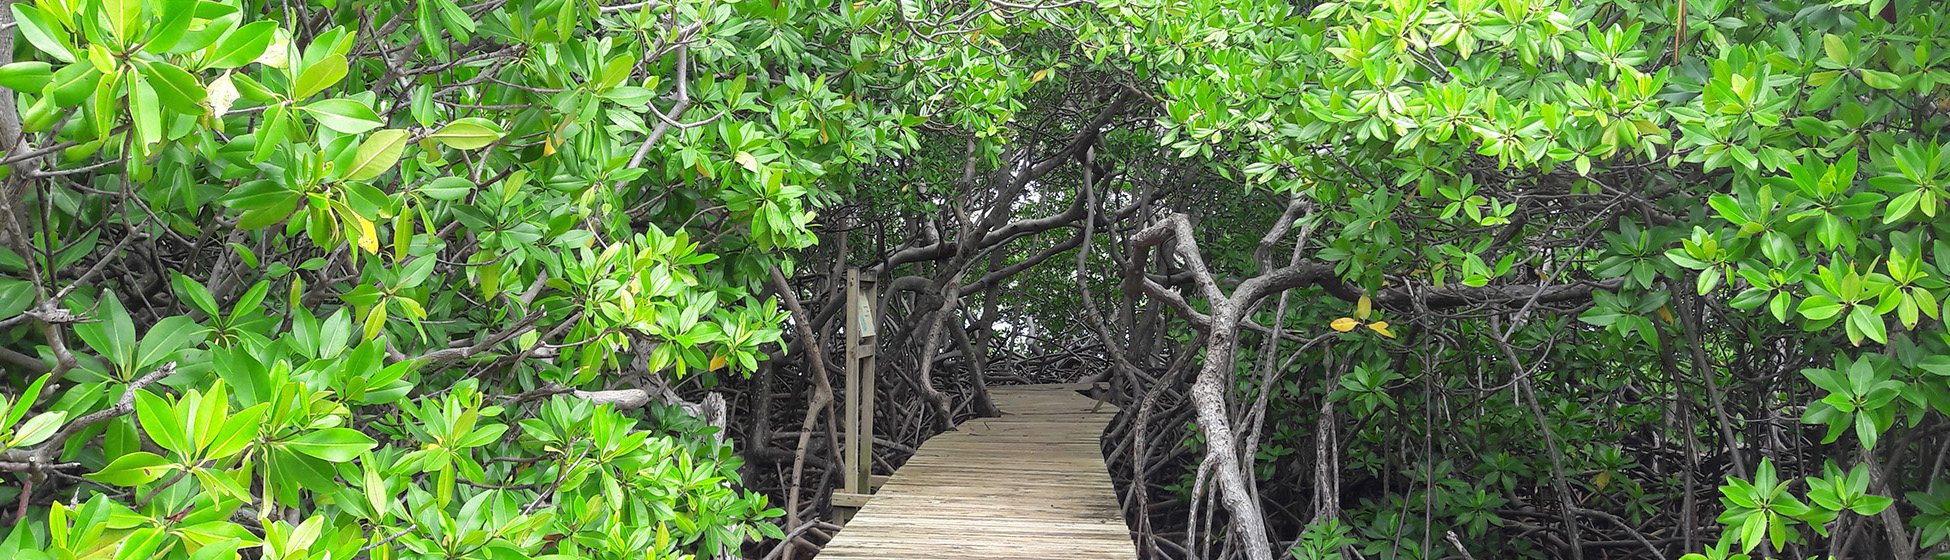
(814, 384), (1138, 560)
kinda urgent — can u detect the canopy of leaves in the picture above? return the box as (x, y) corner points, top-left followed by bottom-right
(7, 0), (1950, 559)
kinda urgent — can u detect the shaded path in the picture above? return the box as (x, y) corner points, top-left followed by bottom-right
(815, 383), (1138, 560)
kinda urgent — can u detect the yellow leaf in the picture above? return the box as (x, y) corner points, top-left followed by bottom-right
(355, 215), (378, 254)
(708, 355), (727, 371)
(256, 31), (291, 69)
(1330, 317), (1359, 332)
(1656, 306), (1675, 324)
(1368, 321), (1396, 338)
(1031, 69), (1050, 83)
(205, 72), (239, 117)
(1355, 295), (1372, 320)
(1594, 470), (1612, 491)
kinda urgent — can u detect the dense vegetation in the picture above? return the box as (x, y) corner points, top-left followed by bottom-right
(5, 0), (1950, 559)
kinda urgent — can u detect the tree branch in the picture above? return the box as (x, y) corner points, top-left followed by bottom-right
(0, 363), (176, 465)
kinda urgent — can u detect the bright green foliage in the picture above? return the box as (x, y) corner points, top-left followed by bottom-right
(11, 0), (1950, 556)
(1047, 0), (1950, 557)
(0, 374), (62, 452)
(1715, 458), (1810, 553)
(0, 0), (1019, 552)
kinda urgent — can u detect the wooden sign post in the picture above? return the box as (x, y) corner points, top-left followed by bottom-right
(835, 268), (879, 519)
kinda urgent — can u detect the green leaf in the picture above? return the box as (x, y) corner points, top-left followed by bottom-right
(73, 292), (137, 373)
(1886, 189), (1923, 223)
(302, 99), (384, 134)
(397, 256), (437, 289)
(1860, 70), (1902, 90)
(1920, 355), (1950, 377)
(455, 423), (508, 448)
(362, 459), (392, 520)
(430, 118), (503, 149)
(362, 301), (388, 340)
(319, 307), (352, 359)
(0, 373), (53, 433)
(192, 384), (227, 452)
(1855, 411), (1881, 449)
(1852, 494), (1894, 515)
(6, 411), (66, 448)
(284, 428), (377, 461)
(293, 54), (348, 100)
(131, 72), (164, 147)
(1797, 296), (1844, 321)
(253, 105), (290, 163)
(137, 61), (207, 115)
(103, 0), (141, 44)
(171, 272), (221, 318)
(229, 72), (276, 102)
(346, 129), (411, 181)
(187, 539), (243, 560)
(1822, 34), (1850, 64)
(419, 177), (475, 200)
(1739, 512), (1766, 552)
(86, 452), (172, 486)
(343, 183), (392, 218)
(207, 22), (278, 69)
(1707, 193), (1748, 225)
(271, 448), (340, 493)
(224, 179), (301, 229)
(46, 63), (102, 107)
(598, 54), (636, 91)
(1768, 511), (1790, 550)
(135, 316), (201, 371)
(0, 62), (54, 92)
(9, 5), (74, 63)
(1848, 305), (1887, 345)
(112, 528), (168, 560)
(134, 390), (191, 457)
(756, 521), (786, 540)
(0, 520), (33, 559)
(144, 0), (199, 54)
(0, 281), (31, 325)
(205, 403), (267, 460)
(90, 67), (125, 141)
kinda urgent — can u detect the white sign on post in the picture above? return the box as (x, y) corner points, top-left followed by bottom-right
(857, 297), (875, 338)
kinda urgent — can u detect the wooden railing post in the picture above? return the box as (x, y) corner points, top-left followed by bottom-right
(836, 268), (879, 519)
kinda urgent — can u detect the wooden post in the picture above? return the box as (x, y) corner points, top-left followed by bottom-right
(837, 268), (879, 517)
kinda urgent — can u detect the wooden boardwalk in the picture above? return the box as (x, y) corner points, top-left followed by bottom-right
(816, 383), (1138, 560)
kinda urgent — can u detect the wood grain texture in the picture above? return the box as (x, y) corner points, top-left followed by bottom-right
(815, 383), (1138, 560)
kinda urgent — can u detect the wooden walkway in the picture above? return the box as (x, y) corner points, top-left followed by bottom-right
(816, 383), (1138, 560)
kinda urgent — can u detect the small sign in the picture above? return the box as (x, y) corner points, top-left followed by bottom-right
(857, 298), (876, 337)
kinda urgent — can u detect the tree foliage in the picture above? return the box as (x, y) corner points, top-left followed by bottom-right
(9, 0), (1950, 559)
(1053, 0), (1950, 558)
(0, 0), (958, 554)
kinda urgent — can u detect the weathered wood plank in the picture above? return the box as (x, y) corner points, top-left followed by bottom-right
(814, 384), (1138, 560)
